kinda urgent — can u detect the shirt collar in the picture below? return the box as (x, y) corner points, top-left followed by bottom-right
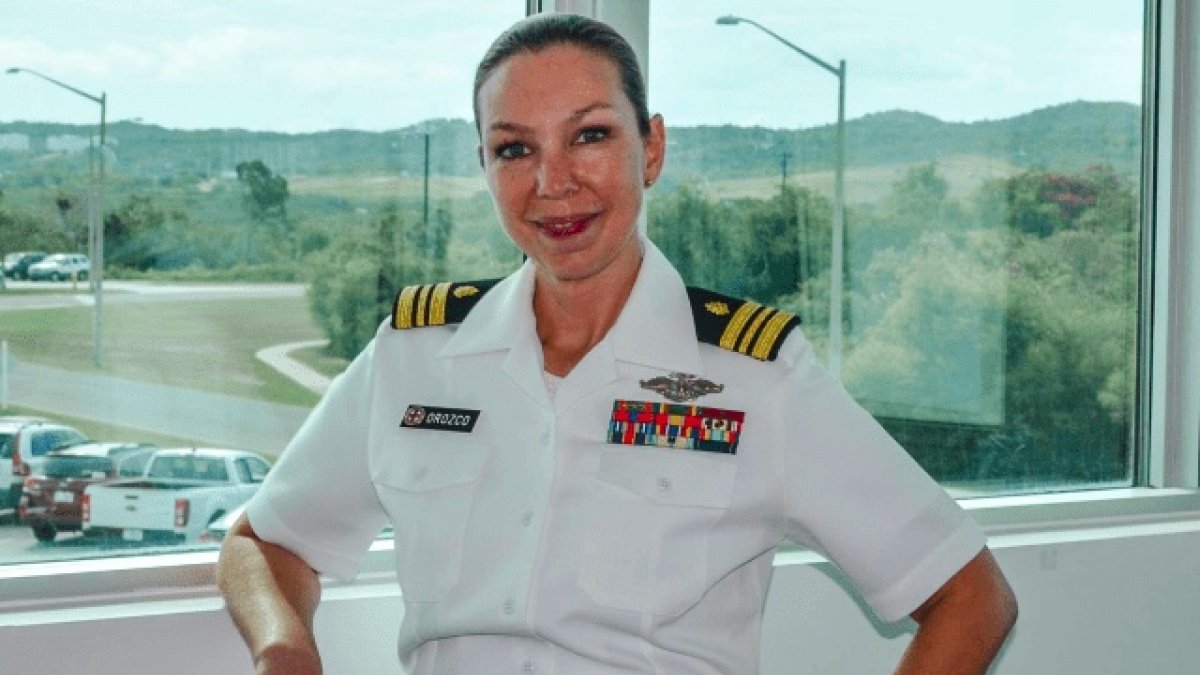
(438, 237), (705, 375)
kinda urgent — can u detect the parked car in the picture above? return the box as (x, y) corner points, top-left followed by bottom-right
(84, 447), (271, 543)
(27, 253), (90, 281)
(20, 442), (158, 542)
(2, 251), (47, 279)
(1, 417), (88, 512)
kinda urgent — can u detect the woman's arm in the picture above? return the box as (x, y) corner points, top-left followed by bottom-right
(896, 547), (1018, 674)
(217, 514), (324, 675)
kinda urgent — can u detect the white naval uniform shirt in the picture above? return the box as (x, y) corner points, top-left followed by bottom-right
(246, 238), (986, 674)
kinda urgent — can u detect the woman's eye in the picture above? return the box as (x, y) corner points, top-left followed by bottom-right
(495, 142), (529, 160)
(576, 126), (610, 144)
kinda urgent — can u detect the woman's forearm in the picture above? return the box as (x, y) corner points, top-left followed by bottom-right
(217, 515), (324, 675)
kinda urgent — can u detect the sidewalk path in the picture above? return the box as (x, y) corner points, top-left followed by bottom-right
(256, 339), (333, 395)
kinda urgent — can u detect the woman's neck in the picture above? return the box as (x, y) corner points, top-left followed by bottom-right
(533, 242), (643, 377)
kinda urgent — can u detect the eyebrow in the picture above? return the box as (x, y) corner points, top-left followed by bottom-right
(487, 102), (615, 135)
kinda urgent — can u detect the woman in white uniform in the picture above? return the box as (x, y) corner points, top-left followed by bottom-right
(219, 13), (1017, 675)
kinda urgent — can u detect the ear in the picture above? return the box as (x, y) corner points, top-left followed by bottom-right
(642, 114), (666, 186)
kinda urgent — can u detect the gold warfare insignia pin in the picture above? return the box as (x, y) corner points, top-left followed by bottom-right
(639, 372), (725, 403)
(453, 285), (480, 298)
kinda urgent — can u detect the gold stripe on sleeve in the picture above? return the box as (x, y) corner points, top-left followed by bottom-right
(720, 301), (762, 351)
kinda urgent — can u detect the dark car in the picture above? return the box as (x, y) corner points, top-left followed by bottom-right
(20, 442), (157, 542)
(2, 251), (48, 280)
(1, 417), (89, 513)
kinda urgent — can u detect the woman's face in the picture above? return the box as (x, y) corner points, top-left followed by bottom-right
(477, 44), (665, 285)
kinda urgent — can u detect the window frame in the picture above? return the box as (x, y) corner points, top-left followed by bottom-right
(0, 0), (1197, 623)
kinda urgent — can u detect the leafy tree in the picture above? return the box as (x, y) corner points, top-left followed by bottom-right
(308, 203), (457, 359)
(862, 166), (1136, 484)
(104, 193), (165, 270)
(649, 183), (830, 311)
(0, 191), (73, 256)
(235, 160), (289, 221)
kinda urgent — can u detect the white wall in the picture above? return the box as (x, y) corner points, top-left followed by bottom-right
(3, 523), (1198, 675)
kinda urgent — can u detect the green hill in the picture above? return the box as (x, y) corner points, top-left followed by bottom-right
(0, 100), (1141, 185)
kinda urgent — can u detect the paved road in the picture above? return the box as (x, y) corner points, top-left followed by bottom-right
(0, 279), (306, 311)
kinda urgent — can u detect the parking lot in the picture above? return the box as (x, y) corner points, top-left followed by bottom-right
(1, 279), (320, 567)
(0, 512), (215, 564)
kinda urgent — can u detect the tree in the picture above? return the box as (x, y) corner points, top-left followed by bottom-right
(104, 193), (165, 270)
(0, 191), (73, 256)
(308, 203), (456, 359)
(235, 160), (289, 221)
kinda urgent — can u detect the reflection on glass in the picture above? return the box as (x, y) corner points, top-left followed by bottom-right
(649, 0), (1142, 494)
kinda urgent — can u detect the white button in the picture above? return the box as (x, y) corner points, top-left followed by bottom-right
(523, 659), (536, 673)
(414, 467), (429, 482)
(502, 598), (516, 615)
(521, 511), (534, 527)
(658, 476), (672, 492)
(539, 429), (551, 445)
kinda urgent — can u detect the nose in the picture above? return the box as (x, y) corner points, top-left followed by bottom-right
(536, 148), (577, 198)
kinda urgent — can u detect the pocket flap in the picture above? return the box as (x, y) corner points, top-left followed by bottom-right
(373, 434), (489, 492)
(597, 448), (736, 508)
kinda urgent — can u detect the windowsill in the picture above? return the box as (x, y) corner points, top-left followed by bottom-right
(2, 487), (1200, 626)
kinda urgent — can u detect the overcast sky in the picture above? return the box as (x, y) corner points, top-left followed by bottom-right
(0, 0), (1143, 133)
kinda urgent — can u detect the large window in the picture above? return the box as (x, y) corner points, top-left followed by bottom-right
(0, 0), (1185, 575)
(648, 0), (1146, 495)
(0, 0), (523, 565)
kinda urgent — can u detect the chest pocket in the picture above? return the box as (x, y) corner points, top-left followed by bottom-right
(373, 434), (490, 603)
(579, 446), (737, 617)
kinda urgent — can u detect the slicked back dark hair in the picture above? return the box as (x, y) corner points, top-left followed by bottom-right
(473, 13), (651, 138)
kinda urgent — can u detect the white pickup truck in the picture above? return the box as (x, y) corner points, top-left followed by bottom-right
(83, 448), (271, 543)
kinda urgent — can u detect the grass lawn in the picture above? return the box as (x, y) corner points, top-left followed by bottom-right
(0, 404), (206, 448)
(0, 295), (323, 407)
(289, 343), (351, 379)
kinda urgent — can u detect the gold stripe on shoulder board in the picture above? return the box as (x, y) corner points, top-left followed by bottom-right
(751, 309), (797, 360)
(395, 285), (419, 329)
(429, 282), (453, 326)
(719, 301), (762, 351)
(737, 306), (775, 355)
(686, 285), (801, 361)
(414, 284), (433, 327)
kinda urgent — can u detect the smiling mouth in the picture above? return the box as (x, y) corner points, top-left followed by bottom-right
(536, 213), (596, 239)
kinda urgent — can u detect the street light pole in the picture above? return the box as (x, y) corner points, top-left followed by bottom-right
(716, 16), (847, 378)
(7, 67), (107, 368)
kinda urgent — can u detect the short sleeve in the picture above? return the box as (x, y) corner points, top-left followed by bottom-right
(245, 338), (389, 581)
(777, 333), (986, 622)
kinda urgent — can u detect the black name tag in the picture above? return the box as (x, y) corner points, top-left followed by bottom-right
(400, 404), (480, 433)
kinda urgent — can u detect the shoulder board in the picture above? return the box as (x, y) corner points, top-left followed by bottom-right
(391, 278), (502, 330)
(685, 286), (801, 361)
